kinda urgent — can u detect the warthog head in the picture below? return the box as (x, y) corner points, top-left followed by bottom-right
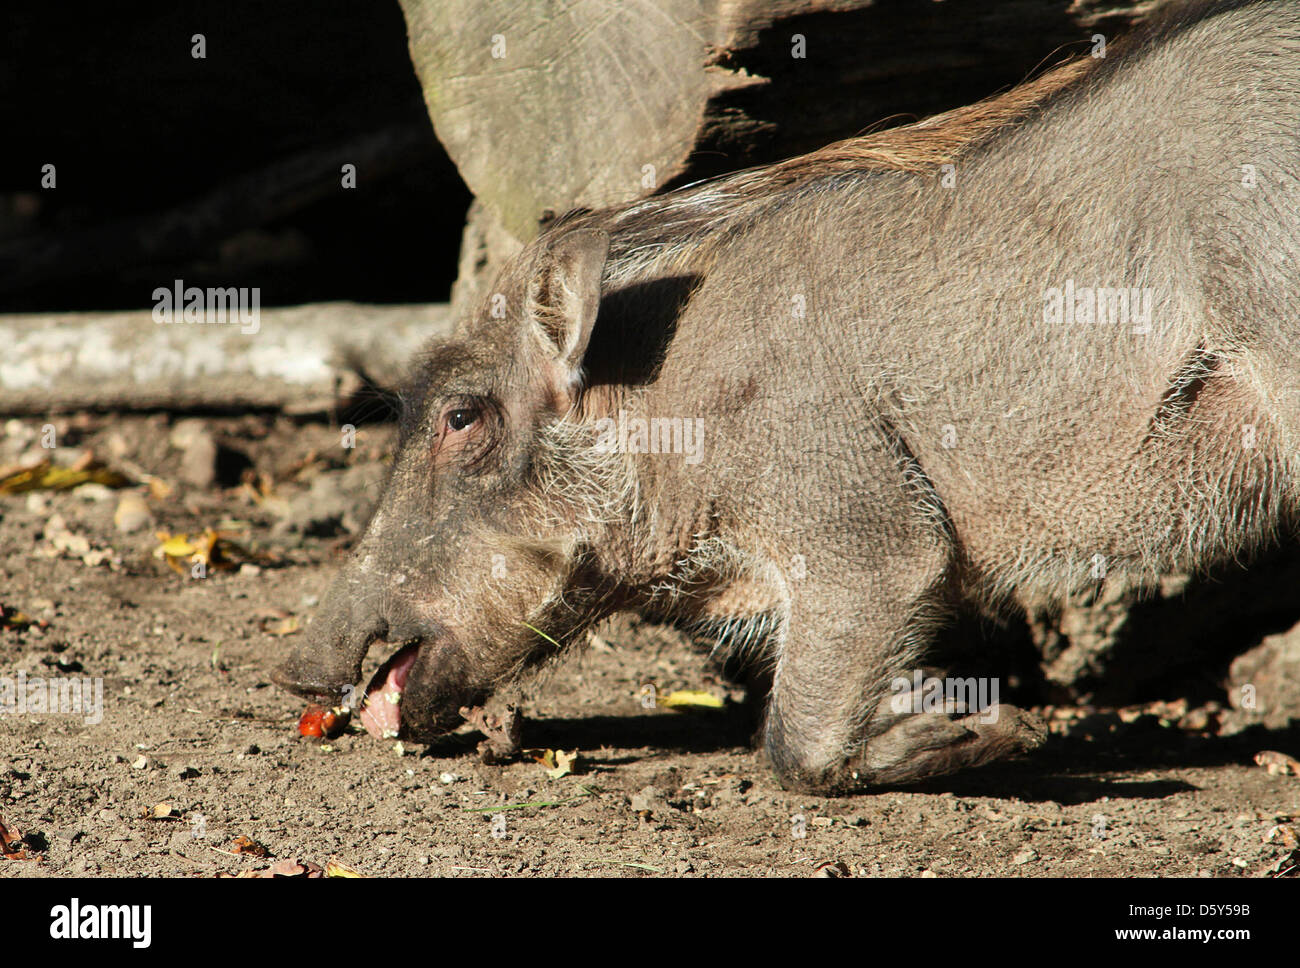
(272, 227), (631, 739)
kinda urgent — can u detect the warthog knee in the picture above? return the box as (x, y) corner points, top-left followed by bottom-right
(762, 708), (857, 795)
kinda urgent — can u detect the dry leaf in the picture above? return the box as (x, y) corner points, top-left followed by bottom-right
(228, 835), (271, 858)
(1267, 849), (1300, 878)
(0, 817), (34, 860)
(548, 750), (578, 779)
(528, 748), (579, 779)
(814, 860), (851, 878)
(156, 532), (199, 557)
(1255, 751), (1300, 776)
(216, 857), (324, 879)
(657, 689), (725, 710)
(1265, 824), (1298, 848)
(1, 604), (46, 632)
(154, 528), (263, 574)
(240, 472), (278, 505)
(0, 458), (130, 495)
(268, 859), (323, 878)
(461, 704), (523, 762)
(267, 615), (300, 636)
(325, 859), (363, 878)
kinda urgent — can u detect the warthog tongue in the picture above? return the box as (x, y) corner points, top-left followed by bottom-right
(358, 644), (419, 739)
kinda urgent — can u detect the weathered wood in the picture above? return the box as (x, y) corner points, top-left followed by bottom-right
(449, 200), (525, 320)
(400, 0), (729, 242)
(0, 303), (452, 415)
(401, 0), (1164, 247)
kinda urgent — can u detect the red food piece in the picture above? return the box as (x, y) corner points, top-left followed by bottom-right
(298, 704), (326, 737)
(298, 704), (350, 738)
(321, 707), (350, 738)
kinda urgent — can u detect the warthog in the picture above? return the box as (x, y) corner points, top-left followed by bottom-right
(275, 0), (1300, 792)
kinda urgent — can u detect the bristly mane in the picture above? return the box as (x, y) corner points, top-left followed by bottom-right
(547, 54), (1096, 289)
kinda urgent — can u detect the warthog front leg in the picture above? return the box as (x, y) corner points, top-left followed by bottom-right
(760, 449), (1045, 794)
(766, 623), (1047, 793)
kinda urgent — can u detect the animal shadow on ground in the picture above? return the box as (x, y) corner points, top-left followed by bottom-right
(895, 721), (1300, 805)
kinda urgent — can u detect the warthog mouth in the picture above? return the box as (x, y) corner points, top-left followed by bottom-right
(356, 641), (421, 739)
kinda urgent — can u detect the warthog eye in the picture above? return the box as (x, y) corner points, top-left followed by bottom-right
(446, 408), (478, 432)
(432, 398), (495, 471)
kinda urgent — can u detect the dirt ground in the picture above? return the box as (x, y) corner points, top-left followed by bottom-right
(1, 413), (1298, 879)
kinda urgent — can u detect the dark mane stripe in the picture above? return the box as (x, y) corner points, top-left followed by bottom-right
(548, 53), (1096, 287)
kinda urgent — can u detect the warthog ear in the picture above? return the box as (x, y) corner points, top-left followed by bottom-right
(526, 227), (610, 388)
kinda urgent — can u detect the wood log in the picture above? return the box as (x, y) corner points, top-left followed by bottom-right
(0, 303), (451, 415)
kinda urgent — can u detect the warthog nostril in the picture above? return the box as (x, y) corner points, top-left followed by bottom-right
(270, 660), (346, 701)
(270, 626), (390, 701)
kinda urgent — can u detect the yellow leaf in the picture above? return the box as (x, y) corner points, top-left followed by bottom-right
(1, 607), (37, 630)
(155, 532), (199, 558)
(657, 689), (724, 709)
(0, 459), (129, 494)
(154, 528), (251, 573)
(325, 859), (363, 878)
(0, 461), (49, 494)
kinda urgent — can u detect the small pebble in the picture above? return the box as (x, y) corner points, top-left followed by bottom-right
(114, 492), (154, 533)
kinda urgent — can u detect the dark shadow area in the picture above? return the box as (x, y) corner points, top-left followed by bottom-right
(586, 275), (698, 388)
(420, 695), (1298, 803)
(675, 0), (1134, 185)
(1087, 546), (1300, 706)
(902, 770), (1201, 806)
(894, 720), (1300, 804)
(420, 706), (755, 762)
(1, 0), (470, 312)
(927, 543), (1300, 711)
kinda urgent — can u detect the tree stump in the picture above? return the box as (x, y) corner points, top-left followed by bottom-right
(399, 0), (1166, 310)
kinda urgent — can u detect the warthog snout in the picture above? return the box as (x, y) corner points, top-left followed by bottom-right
(271, 562), (404, 703)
